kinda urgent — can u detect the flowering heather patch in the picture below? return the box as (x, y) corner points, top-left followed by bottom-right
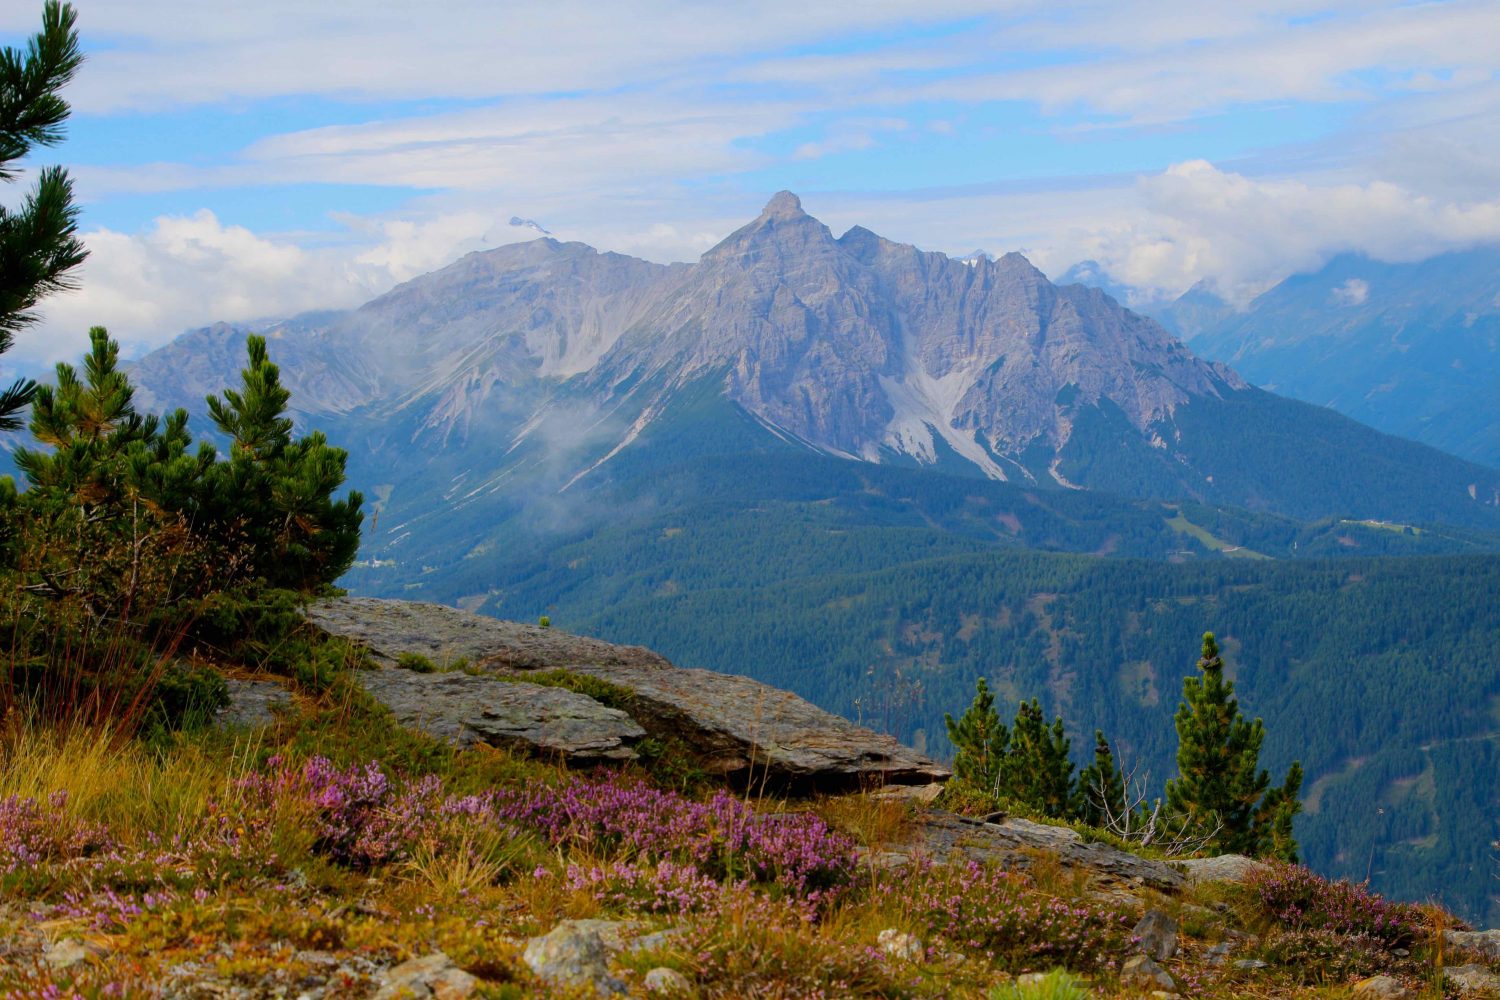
(1247, 861), (1429, 947)
(878, 859), (1133, 971)
(237, 755), (448, 868)
(0, 791), (112, 874)
(485, 776), (859, 896)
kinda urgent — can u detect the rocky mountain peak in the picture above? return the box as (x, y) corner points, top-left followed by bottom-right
(759, 190), (806, 220)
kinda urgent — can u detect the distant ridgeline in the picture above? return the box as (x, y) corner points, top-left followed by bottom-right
(127, 196), (1500, 925)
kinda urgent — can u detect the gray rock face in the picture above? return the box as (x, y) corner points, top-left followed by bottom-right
(217, 678), (295, 728)
(308, 597), (669, 670)
(869, 811), (1186, 894)
(562, 660), (949, 789)
(1447, 929), (1500, 963)
(131, 192), (1245, 484)
(1133, 908), (1179, 961)
(1175, 854), (1267, 885)
(309, 597), (947, 790)
(359, 667), (644, 762)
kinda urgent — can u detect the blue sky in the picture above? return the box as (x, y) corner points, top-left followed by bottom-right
(3, 0), (1499, 366)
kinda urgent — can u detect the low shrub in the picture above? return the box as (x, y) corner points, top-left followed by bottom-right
(1246, 861), (1429, 947)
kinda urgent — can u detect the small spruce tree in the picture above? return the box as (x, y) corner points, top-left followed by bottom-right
(944, 676), (1009, 798)
(204, 334), (363, 590)
(1165, 632), (1302, 856)
(1074, 730), (1128, 829)
(1003, 698), (1075, 818)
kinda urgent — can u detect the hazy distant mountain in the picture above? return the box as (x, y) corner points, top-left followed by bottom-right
(1153, 280), (1237, 342)
(1183, 248), (1500, 469)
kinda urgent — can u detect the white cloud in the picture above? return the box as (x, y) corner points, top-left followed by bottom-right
(1067, 161), (1500, 301)
(12, 209), (513, 367)
(1332, 278), (1371, 306)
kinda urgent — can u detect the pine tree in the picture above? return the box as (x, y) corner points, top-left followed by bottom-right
(204, 334), (362, 590)
(1003, 698), (1075, 818)
(16, 327), (158, 496)
(944, 676), (1009, 797)
(1254, 761), (1305, 862)
(1165, 632), (1302, 856)
(0, 1), (87, 430)
(1075, 730), (1128, 829)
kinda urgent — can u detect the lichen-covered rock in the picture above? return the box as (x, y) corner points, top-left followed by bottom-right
(308, 597), (669, 671)
(522, 920), (627, 995)
(1445, 964), (1500, 997)
(372, 951), (477, 999)
(1174, 854), (1267, 885)
(562, 659), (948, 790)
(310, 597), (947, 790)
(1122, 954), (1175, 989)
(877, 929), (924, 961)
(359, 667), (643, 761)
(642, 967), (692, 995)
(1352, 975), (1417, 999)
(1447, 929), (1500, 963)
(217, 678), (295, 728)
(1134, 909), (1179, 961)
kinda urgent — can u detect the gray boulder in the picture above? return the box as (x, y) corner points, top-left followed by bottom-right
(372, 951), (477, 999)
(1445, 964), (1500, 997)
(1133, 908), (1179, 961)
(1175, 854), (1267, 885)
(1446, 929), (1500, 963)
(522, 920), (628, 996)
(1121, 954), (1174, 989)
(217, 678), (295, 728)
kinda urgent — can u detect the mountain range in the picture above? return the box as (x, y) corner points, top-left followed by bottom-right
(133, 192), (1500, 530)
(122, 193), (1500, 923)
(1076, 247), (1500, 470)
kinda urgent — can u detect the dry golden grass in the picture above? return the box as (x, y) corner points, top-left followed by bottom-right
(0, 714), (260, 843)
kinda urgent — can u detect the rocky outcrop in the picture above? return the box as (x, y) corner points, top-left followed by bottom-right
(308, 597), (669, 671)
(869, 811), (1187, 895)
(561, 659), (949, 789)
(309, 597), (948, 791)
(360, 668), (644, 762)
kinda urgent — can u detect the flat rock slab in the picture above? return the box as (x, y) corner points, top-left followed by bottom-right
(562, 661), (948, 790)
(309, 597), (669, 670)
(359, 668), (644, 762)
(309, 597), (947, 791)
(871, 811), (1187, 895)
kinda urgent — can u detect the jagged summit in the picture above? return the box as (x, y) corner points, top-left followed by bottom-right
(759, 189), (806, 219)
